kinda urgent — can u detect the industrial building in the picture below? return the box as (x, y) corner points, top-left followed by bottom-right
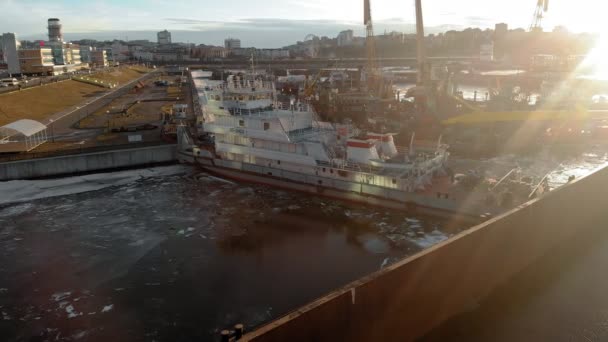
(224, 38), (241, 49)
(256, 48), (290, 59)
(157, 30), (172, 45)
(191, 46), (228, 60)
(337, 30), (354, 46)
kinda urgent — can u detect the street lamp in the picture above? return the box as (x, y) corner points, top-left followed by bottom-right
(106, 110), (110, 131)
(49, 119), (55, 142)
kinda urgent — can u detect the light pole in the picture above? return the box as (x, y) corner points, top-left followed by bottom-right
(49, 119), (55, 142)
(106, 110), (110, 132)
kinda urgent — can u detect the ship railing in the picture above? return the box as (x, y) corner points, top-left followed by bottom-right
(394, 145), (410, 155)
(224, 80), (274, 92)
(229, 107), (278, 118)
(394, 145), (447, 159)
(317, 159), (386, 174)
(288, 127), (333, 142)
(274, 101), (314, 113)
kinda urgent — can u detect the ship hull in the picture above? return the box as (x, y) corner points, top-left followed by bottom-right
(181, 152), (487, 225)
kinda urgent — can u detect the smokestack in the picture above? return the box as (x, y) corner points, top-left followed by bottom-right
(47, 18), (63, 43)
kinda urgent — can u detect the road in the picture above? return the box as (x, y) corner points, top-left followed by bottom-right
(45, 70), (161, 140)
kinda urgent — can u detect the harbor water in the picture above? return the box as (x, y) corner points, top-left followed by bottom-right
(0, 146), (605, 341)
(0, 165), (455, 342)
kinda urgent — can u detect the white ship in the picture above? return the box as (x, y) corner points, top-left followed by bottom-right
(179, 70), (508, 222)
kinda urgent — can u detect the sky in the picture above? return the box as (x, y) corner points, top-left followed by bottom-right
(0, 0), (605, 48)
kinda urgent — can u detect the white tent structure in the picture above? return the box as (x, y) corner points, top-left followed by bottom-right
(0, 119), (48, 152)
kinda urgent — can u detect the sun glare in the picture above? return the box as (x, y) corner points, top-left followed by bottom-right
(582, 33), (608, 80)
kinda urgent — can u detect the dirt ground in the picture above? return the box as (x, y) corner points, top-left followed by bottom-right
(78, 76), (186, 129)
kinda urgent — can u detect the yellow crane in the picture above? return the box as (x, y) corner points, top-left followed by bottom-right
(530, 0), (549, 32)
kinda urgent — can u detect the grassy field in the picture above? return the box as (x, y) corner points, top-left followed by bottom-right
(0, 80), (105, 127)
(0, 67), (151, 127)
(87, 66), (151, 85)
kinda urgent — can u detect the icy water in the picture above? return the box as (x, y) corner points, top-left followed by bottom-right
(393, 83), (491, 103)
(1, 146), (605, 342)
(0, 166), (456, 342)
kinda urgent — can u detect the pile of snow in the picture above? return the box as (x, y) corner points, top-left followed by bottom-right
(0, 165), (190, 206)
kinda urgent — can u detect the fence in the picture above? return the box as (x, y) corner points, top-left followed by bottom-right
(0, 141), (170, 163)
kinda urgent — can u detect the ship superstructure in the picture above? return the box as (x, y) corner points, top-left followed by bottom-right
(181, 70), (499, 221)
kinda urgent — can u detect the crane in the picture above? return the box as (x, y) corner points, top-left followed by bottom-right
(364, 0), (377, 84)
(415, 0), (429, 86)
(406, 0), (434, 110)
(530, 0), (549, 32)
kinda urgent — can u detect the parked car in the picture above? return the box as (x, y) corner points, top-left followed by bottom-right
(1, 78), (18, 87)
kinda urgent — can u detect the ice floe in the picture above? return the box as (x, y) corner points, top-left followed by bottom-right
(0, 165), (191, 206)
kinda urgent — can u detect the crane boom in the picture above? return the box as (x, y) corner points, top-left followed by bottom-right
(415, 0), (429, 86)
(530, 0), (549, 32)
(364, 0), (377, 79)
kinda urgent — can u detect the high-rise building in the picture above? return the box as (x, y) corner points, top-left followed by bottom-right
(48, 18), (63, 43)
(337, 30), (354, 47)
(1, 33), (21, 75)
(157, 30), (172, 45)
(495, 23), (508, 38)
(224, 38), (241, 49)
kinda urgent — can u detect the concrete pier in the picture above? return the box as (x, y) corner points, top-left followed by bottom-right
(0, 144), (177, 181)
(241, 164), (608, 342)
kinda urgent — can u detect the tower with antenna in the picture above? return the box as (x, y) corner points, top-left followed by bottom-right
(530, 0), (549, 32)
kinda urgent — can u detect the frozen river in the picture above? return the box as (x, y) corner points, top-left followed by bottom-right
(1, 144), (606, 341)
(0, 165), (456, 341)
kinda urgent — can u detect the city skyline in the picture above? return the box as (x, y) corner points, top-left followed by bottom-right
(1, 0), (606, 47)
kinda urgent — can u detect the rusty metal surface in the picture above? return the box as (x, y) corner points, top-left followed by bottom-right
(423, 216), (608, 342)
(241, 165), (608, 342)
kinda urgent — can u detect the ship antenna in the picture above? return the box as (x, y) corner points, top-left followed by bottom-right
(408, 132), (416, 160)
(436, 134), (442, 152)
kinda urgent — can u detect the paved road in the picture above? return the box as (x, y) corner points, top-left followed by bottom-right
(46, 70), (160, 137)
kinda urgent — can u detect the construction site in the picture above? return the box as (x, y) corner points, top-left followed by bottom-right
(0, 65), (192, 157)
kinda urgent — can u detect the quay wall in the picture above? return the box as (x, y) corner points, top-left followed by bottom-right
(0, 145), (177, 181)
(242, 164), (608, 341)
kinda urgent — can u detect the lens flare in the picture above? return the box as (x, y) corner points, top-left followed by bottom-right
(582, 33), (608, 80)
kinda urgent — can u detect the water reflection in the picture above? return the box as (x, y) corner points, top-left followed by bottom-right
(0, 170), (457, 341)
